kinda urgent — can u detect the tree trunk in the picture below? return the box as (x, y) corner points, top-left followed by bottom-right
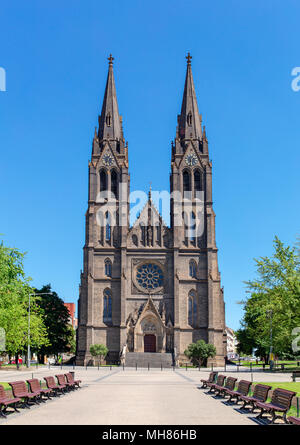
(15, 353), (19, 369)
(38, 353), (45, 364)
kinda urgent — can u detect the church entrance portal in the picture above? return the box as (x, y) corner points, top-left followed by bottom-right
(144, 334), (156, 352)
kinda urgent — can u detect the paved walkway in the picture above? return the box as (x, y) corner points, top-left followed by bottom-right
(0, 367), (286, 425)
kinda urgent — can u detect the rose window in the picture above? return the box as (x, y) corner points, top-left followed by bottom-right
(136, 263), (164, 291)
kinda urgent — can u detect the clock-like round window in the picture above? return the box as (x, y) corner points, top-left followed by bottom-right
(135, 263), (164, 291)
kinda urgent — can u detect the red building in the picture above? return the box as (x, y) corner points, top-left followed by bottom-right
(64, 303), (77, 329)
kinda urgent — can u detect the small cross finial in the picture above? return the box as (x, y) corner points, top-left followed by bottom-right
(186, 52), (192, 65)
(108, 54), (114, 66)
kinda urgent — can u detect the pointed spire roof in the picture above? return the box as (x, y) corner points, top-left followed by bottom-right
(178, 53), (202, 140)
(98, 54), (122, 141)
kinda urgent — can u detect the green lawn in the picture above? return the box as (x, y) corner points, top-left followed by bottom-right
(255, 381), (300, 397)
(232, 360), (300, 371)
(250, 381), (300, 419)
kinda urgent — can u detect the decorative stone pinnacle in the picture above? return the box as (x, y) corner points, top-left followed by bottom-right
(108, 54), (114, 66)
(186, 52), (192, 65)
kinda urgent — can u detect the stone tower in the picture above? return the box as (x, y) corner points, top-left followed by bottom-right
(170, 53), (226, 365)
(76, 54), (226, 366)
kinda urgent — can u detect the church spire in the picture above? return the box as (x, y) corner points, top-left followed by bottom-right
(177, 53), (202, 141)
(98, 54), (122, 141)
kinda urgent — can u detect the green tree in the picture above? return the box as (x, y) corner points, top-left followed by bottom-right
(184, 340), (216, 367)
(0, 241), (48, 367)
(90, 344), (108, 366)
(237, 237), (300, 362)
(34, 284), (74, 363)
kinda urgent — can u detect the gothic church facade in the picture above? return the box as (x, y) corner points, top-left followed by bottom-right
(76, 54), (226, 366)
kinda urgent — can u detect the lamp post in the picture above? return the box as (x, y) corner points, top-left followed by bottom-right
(27, 292), (53, 368)
(266, 309), (273, 370)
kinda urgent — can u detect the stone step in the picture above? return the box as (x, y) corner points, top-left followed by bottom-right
(125, 352), (174, 368)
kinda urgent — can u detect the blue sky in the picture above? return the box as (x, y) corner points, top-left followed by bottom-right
(0, 1), (299, 330)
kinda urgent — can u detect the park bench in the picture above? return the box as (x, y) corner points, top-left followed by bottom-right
(287, 416), (300, 425)
(55, 374), (71, 392)
(65, 372), (81, 389)
(292, 371), (300, 382)
(44, 376), (65, 396)
(0, 384), (21, 418)
(9, 381), (40, 408)
(26, 378), (52, 402)
(225, 380), (252, 404)
(255, 387), (296, 424)
(207, 374), (226, 393)
(239, 384), (272, 412)
(200, 371), (218, 388)
(214, 376), (237, 397)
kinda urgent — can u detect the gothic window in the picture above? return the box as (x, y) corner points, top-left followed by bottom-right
(190, 211), (196, 243)
(189, 260), (197, 278)
(194, 170), (202, 193)
(183, 211), (188, 240)
(105, 212), (111, 242)
(187, 112), (192, 126)
(132, 234), (138, 246)
(105, 259), (112, 277)
(111, 169), (118, 199)
(188, 290), (197, 326)
(106, 113), (111, 126)
(100, 169), (107, 192)
(103, 289), (112, 322)
(183, 170), (190, 193)
(136, 263), (164, 291)
(140, 224), (146, 246)
(156, 225), (161, 244)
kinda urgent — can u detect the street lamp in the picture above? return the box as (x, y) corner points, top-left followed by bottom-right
(266, 309), (273, 369)
(27, 292), (53, 368)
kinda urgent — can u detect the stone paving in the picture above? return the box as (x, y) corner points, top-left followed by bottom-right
(0, 366), (294, 425)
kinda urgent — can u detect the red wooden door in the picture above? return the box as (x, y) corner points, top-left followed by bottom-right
(144, 334), (156, 352)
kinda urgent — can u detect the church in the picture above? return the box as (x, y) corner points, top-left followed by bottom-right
(76, 54), (226, 366)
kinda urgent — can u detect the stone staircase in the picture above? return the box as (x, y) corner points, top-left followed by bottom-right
(124, 352), (174, 368)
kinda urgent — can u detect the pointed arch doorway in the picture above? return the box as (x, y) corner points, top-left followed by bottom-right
(144, 334), (156, 353)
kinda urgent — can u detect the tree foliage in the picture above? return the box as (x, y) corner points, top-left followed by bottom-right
(0, 241), (48, 362)
(34, 284), (75, 362)
(90, 344), (108, 365)
(184, 340), (216, 366)
(236, 237), (300, 362)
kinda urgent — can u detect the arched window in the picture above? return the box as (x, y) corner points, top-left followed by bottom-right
(111, 169), (118, 199)
(194, 170), (202, 193)
(140, 224), (146, 246)
(103, 289), (112, 322)
(132, 234), (138, 246)
(187, 112), (192, 126)
(105, 259), (112, 277)
(190, 211), (196, 242)
(188, 290), (197, 326)
(183, 170), (190, 193)
(156, 224), (161, 244)
(189, 260), (197, 278)
(183, 212), (188, 240)
(100, 169), (107, 192)
(105, 212), (111, 242)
